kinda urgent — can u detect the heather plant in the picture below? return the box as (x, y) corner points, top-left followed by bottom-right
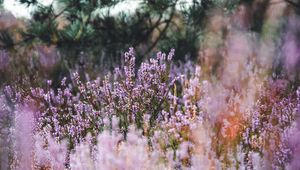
(287, 88), (300, 170)
(242, 79), (298, 169)
(0, 93), (13, 169)
(34, 132), (68, 169)
(2, 48), (300, 169)
(0, 48), (224, 168)
(28, 48), (177, 150)
(0, 86), (37, 169)
(100, 48), (176, 137)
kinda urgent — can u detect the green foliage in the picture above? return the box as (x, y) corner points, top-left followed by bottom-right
(1, 0), (213, 63)
(0, 0), (3, 9)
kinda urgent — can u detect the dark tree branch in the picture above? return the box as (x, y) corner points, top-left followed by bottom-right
(144, 3), (177, 57)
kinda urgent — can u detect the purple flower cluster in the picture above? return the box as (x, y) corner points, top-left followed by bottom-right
(242, 79), (297, 169)
(27, 48), (177, 148)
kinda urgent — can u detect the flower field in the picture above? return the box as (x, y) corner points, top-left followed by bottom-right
(1, 46), (300, 169)
(1, 0), (300, 169)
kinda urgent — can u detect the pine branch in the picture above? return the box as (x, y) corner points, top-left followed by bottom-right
(144, 2), (177, 57)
